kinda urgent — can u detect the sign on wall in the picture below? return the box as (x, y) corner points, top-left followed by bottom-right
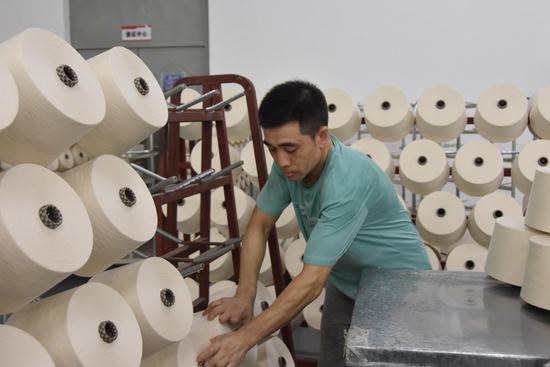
(121, 24), (152, 41)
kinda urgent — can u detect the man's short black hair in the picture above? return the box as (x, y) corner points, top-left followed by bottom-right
(258, 80), (328, 138)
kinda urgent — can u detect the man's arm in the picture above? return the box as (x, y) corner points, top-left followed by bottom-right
(241, 263), (331, 341)
(235, 206), (277, 304)
(204, 206), (277, 323)
(197, 264), (331, 367)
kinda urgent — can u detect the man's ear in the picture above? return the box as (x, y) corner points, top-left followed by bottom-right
(317, 126), (330, 146)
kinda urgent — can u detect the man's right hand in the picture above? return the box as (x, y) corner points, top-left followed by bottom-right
(202, 295), (254, 326)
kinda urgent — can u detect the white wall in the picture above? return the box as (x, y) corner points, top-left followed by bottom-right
(209, 0), (550, 102)
(0, 0), (70, 42)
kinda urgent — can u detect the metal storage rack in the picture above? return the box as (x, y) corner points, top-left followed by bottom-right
(151, 74), (295, 357)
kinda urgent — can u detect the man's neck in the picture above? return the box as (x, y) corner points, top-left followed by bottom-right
(304, 139), (334, 187)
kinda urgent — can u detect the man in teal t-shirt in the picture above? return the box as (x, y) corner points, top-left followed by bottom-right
(198, 80), (430, 367)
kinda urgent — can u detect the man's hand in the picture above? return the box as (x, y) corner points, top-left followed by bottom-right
(203, 295), (253, 325)
(196, 329), (254, 367)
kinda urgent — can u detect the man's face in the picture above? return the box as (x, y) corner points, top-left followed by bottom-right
(263, 121), (324, 181)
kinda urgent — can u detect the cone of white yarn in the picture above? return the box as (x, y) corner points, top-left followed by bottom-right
(424, 244), (442, 270)
(398, 139), (449, 195)
(7, 282), (143, 367)
(467, 192), (522, 247)
(257, 337), (295, 367)
(0, 58), (18, 135)
(284, 237), (306, 279)
(525, 167), (550, 233)
(512, 139), (550, 194)
(0, 164), (93, 315)
(486, 216), (541, 286)
(222, 87), (251, 143)
(190, 137), (241, 180)
(474, 84), (528, 142)
(303, 290), (325, 331)
(520, 235), (550, 310)
(78, 46), (168, 156)
(350, 138), (395, 177)
(177, 87), (203, 141)
(445, 243), (488, 272)
(241, 140), (274, 187)
(161, 193), (201, 235)
(90, 257), (194, 357)
(0, 27), (105, 165)
(416, 191), (467, 248)
(61, 155), (157, 276)
(276, 204), (299, 240)
(0, 325), (55, 367)
(416, 84), (467, 142)
(70, 144), (89, 166)
(364, 85), (414, 142)
(56, 149), (74, 172)
(323, 87), (361, 142)
(452, 139), (504, 196)
(210, 185), (255, 237)
(529, 84), (550, 139)
(141, 313), (257, 367)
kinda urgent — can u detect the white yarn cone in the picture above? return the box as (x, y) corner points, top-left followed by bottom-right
(90, 257), (194, 357)
(416, 191), (467, 248)
(467, 192), (522, 247)
(452, 139), (504, 196)
(474, 84), (528, 142)
(520, 235), (550, 310)
(364, 85), (414, 142)
(0, 27), (105, 165)
(512, 139), (550, 194)
(0, 164), (93, 315)
(351, 138), (395, 177)
(79, 46), (168, 156)
(7, 282), (143, 367)
(0, 325), (55, 367)
(398, 139), (449, 195)
(61, 155), (157, 276)
(486, 216), (541, 286)
(0, 59), (18, 135)
(323, 87), (361, 142)
(416, 84), (467, 142)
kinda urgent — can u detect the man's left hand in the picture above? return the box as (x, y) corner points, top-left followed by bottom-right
(196, 329), (254, 367)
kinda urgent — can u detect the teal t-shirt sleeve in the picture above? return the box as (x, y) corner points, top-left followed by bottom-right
(304, 194), (369, 266)
(256, 164), (291, 217)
